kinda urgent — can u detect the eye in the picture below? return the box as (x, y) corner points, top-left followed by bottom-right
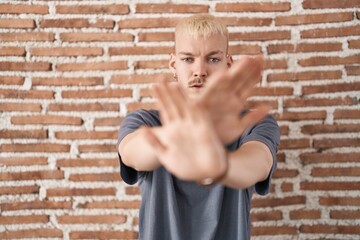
(181, 57), (194, 63)
(209, 58), (221, 63)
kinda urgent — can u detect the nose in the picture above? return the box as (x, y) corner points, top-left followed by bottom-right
(193, 60), (207, 78)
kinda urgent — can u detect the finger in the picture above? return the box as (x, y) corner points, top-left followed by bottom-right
(167, 82), (190, 118)
(142, 127), (167, 154)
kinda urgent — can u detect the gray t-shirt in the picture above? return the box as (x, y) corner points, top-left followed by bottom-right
(117, 109), (280, 240)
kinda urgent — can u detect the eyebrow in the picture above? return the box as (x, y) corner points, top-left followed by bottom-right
(178, 50), (224, 57)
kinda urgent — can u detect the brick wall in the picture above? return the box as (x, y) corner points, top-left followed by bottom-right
(0, 0), (359, 239)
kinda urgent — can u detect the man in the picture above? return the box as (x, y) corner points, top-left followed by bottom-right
(117, 14), (280, 240)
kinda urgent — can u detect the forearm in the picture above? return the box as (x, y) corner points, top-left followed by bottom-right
(118, 127), (162, 171)
(219, 141), (273, 189)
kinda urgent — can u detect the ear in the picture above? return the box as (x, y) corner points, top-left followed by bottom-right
(226, 54), (233, 68)
(169, 53), (177, 75)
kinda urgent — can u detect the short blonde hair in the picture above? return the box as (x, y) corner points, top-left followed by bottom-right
(175, 14), (229, 43)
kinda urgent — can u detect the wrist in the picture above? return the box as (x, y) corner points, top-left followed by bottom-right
(197, 151), (228, 186)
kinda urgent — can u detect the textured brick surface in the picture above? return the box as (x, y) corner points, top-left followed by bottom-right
(0, 1), (359, 239)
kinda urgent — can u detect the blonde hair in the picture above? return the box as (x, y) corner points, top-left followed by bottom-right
(175, 14), (229, 44)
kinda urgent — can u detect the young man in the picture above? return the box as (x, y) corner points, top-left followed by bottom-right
(117, 14), (280, 240)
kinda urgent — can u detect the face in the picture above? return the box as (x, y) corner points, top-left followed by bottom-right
(169, 31), (233, 98)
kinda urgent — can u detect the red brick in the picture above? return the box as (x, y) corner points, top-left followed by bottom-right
(0, 143), (70, 153)
(57, 214), (126, 224)
(346, 65), (360, 75)
(0, 215), (49, 224)
(273, 169), (299, 178)
(334, 109), (360, 119)
(252, 196), (306, 208)
(253, 87), (293, 96)
(302, 123), (360, 134)
(302, 82), (360, 95)
(276, 12), (353, 25)
(0, 89), (54, 99)
(70, 231), (137, 239)
(216, 2), (290, 12)
(252, 226), (297, 235)
(301, 181), (360, 191)
(11, 115), (83, 125)
(284, 97), (355, 107)
(274, 111), (326, 121)
(31, 47), (103, 57)
(56, 4), (129, 15)
(0, 18), (35, 28)
(312, 167), (360, 177)
(32, 77), (103, 86)
(0, 76), (24, 85)
(1, 200), (71, 211)
(277, 153), (286, 163)
(78, 144), (115, 153)
(47, 188), (116, 197)
(279, 139), (310, 149)
(56, 61), (127, 71)
(69, 173), (121, 182)
(300, 224), (360, 234)
(0, 47), (25, 56)
(78, 200), (140, 209)
(349, 39), (360, 49)
(125, 187), (140, 195)
(0, 4), (48, 14)
(0, 32), (54, 42)
(0, 229), (62, 239)
(0, 129), (47, 139)
(301, 26), (360, 38)
(140, 88), (151, 98)
(55, 131), (117, 140)
(94, 117), (123, 127)
(303, 0), (360, 9)
(331, 210), (360, 219)
(268, 70), (342, 82)
(314, 138), (359, 149)
(281, 182), (293, 192)
(57, 158), (119, 168)
(138, 32), (173, 42)
(300, 152), (360, 164)
(0, 62), (51, 71)
(134, 59), (168, 69)
(263, 58), (288, 69)
(229, 30), (291, 41)
(62, 89), (132, 99)
(40, 19), (114, 29)
(126, 102), (157, 112)
(320, 197), (360, 206)
(110, 73), (169, 84)
(0, 170), (64, 181)
(0, 157), (47, 166)
(251, 210), (283, 221)
(267, 43), (342, 54)
(246, 100), (278, 109)
(60, 32), (134, 42)
(298, 55), (360, 66)
(0, 186), (39, 195)
(229, 44), (262, 55)
(220, 17), (272, 27)
(119, 18), (179, 29)
(48, 103), (119, 112)
(0, 102), (41, 112)
(289, 209), (321, 219)
(109, 46), (173, 55)
(136, 4), (208, 13)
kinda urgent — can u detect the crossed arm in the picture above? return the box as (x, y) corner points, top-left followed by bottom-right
(118, 56), (274, 189)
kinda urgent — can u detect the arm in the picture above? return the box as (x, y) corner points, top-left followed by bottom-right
(220, 141), (273, 189)
(118, 127), (161, 171)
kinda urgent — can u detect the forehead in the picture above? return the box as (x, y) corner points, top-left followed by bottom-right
(175, 31), (227, 54)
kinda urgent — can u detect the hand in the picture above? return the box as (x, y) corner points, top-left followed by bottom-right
(143, 82), (227, 181)
(197, 55), (269, 144)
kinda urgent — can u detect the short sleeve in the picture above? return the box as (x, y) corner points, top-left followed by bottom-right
(241, 115), (280, 195)
(117, 109), (161, 185)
